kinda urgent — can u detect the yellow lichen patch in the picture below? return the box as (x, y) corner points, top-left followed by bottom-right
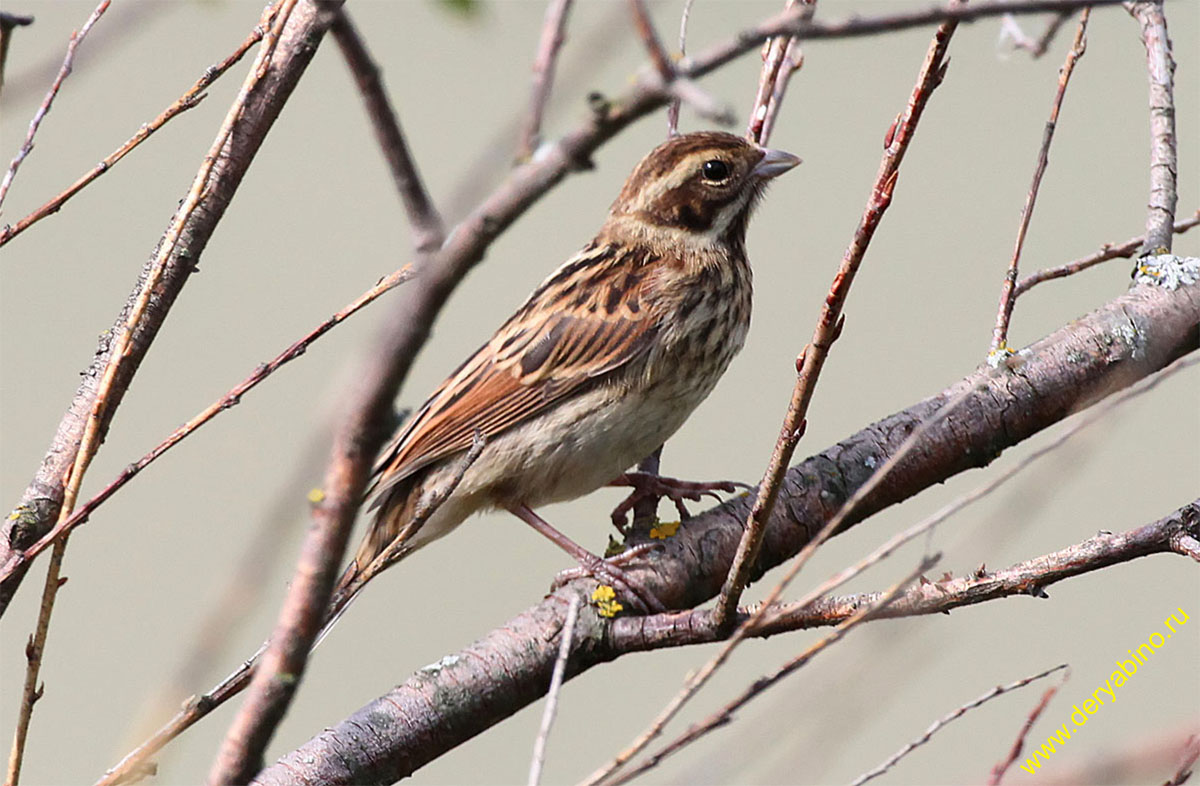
(649, 520), (680, 539)
(591, 585), (623, 618)
(306, 488), (326, 504)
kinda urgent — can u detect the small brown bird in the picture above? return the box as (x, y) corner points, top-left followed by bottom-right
(340, 131), (799, 612)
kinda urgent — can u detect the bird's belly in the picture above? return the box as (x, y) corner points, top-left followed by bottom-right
(460, 369), (716, 511)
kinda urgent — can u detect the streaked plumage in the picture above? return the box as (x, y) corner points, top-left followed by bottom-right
(342, 131), (799, 610)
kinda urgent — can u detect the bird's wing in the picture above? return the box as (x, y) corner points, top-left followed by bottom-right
(370, 243), (660, 498)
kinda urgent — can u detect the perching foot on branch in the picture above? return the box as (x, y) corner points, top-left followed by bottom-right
(608, 471), (747, 533)
(550, 543), (664, 614)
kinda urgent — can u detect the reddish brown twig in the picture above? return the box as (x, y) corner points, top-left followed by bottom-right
(851, 665), (1069, 786)
(1016, 209), (1199, 295)
(0, 267), (411, 582)
(330, 9), (444, 254)
(989, 671), (1071, 785)
(608, 557), (938, 786)
(714, 6), (958, 630)
(0, 0), (109, 214)
(519, 0), (574, 161)
(989, 9), (1089, 361)
(1127, 1), (1178, 256)
(999, 10), (1071, 57)
(0, 17), (268, 248)
(627, 0), (676, 136)
(746, 0), (813, 146)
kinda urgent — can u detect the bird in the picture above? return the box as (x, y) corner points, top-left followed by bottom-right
(336, 131), (799, 615)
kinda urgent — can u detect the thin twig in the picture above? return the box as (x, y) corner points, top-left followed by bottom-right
(1015, 209), (1199, 295)
(330, 9), (444, 254)
(609, 498), (1199, 653)
(853, 665), (1069, 786)
(0, 0), (109, 213)
(519, 0), (574, 161)
(529, 594), (582, 786)
(665, 0), (695, 136)
(746, 0), (813, 146)
(988, 670), (1071, 785)
(607, 557), (938, 786)
(0, 15), (268, 248)
(626, 0), (675, 137)
(1127, 0), (1178, 255)
(989, 9), (1090, 361)
(0, 267), (412, 580)
(4, 541), (65, 786)
(999, 10), (1071, 57)
(713, 4), (958, 630)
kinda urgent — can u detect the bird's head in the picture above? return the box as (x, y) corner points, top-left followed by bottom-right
(604, 131), (800, 248)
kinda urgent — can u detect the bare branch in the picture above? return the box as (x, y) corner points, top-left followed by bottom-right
(989, 672), (1070, 785)
(1127, 0), (1178, 255)
(746, 0), (813, 146)
(665, 0), (694, 136)
(990, 9), (1090, 361)
(518, 0), (574, 161)
(714, 5), (958, 629)
(853, 665), (1069, 786)
(1015, 209), (1199, 295)
(528, 594), (582, 786)
(0, 21), (265, 248)
(329, 9), (444, 254)
(606, 557), (939, 786)
(0, 0), (109, 213)
(612, 499), (1198, 650)
(998, 10), (1071, 57)
(627, 0), (679, 137)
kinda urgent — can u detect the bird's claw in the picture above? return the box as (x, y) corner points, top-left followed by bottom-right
(609, 472), (744, 533)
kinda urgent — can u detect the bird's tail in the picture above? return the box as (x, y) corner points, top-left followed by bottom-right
(318, 475), (424, 646)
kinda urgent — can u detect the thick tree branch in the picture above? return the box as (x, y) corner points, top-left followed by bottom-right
(253, 277), (1199, 785)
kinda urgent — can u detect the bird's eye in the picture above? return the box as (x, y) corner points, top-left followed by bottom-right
(701, 159), (731, 182)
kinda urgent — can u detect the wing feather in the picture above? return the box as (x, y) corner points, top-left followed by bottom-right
(370, 244), (660, 496)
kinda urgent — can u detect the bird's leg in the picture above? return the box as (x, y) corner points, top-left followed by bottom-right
(507, 504), (666, 614)
(608, 471), (748, 532)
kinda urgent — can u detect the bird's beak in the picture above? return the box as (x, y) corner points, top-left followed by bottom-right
(752, 147), (802, 179)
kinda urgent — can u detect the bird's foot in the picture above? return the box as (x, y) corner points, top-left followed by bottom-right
(608, 471), (748, 533)
(551, 543), (664, 614)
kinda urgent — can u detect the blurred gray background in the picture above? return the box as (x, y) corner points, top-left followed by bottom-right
(1, 1), (1197, 784)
